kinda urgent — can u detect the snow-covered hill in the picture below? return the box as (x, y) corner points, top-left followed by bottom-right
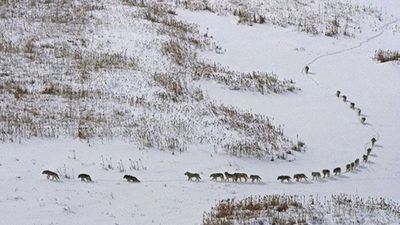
(0, 0), (294, 158)
(0, 0), (399, 224)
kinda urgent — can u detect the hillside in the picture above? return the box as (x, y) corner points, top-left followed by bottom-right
(0, 0), (296, 158)
(0, 0), (399, 224)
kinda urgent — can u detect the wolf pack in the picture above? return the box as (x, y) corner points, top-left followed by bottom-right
(41, 90), (379, 185)
(41, 170), (140, 183)
(41, 136), (377, 185)
(41, 170), (261, 184)
(336, 90), (368, 125)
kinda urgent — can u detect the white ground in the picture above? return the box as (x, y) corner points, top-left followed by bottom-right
(1, 2), (400, 225)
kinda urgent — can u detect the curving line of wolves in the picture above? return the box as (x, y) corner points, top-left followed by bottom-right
(41, 91), (379, 185)
(42, 136), (375, 185)
(42, 136), (377, 185)
(276, 136), (376, 183)
(336, 89), (378, 165)
(277, 90), (378, 183)
(336, 90), (368, 125)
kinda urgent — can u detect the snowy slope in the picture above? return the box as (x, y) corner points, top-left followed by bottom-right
(1, 0), (400, 224)
(0, 0), (293, 158)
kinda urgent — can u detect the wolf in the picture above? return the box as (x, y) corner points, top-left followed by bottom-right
(277, 175), (291, 183)
(184, 172), (201, 181)
(311, 172), (321, 180)
(78, 173), (92, 182)
(371, 137), (377, 146)
(363, 154), (368, 163)
(233, 173), (248, 182)
(249, 175), (261, 183)
(224, 172), (235, 181)
(360, 117), (366, 124)
(346, 164), (351, 172)
(123, 175), (140, 182)
(42, 170), (59, 181)
(209, 173), (224, 181)
(305, 66), (310, 74)
(322, 169), (330, 178)
(355, 158), (360, 167)
(293, 173), (307, 182)
(333, 167), (341, 176)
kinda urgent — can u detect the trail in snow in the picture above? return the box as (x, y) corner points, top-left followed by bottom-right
(180, 8), (388, 172)
(301, 18), (400, 146)
(178, 10), (391, 187)
(301, 78), (382, 159)
(299, 78), (381, 155)
(2, 4), (400, 225)
(306, 18), (400, 66)
(303, 17), (400, 88)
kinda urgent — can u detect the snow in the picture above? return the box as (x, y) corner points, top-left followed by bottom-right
(1, 0), (400, 224)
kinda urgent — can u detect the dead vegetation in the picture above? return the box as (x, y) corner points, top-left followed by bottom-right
(177, 0), (383, 37)
(161, 39), (193, 66)
(210, 104), (291, 158)
(192, 62), (297, 94)
(202, 194), (400, 225)
(0, 0), (295, 159)
(374, 49), (400, 63)
(77, 52), (137, 72)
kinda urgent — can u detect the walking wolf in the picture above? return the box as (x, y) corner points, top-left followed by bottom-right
(277, 175), (291, 182)
(305, 66), (310, 74)
(42, 170), (59, 181)
(322, 169), (330, 178)
(249, 175), (261, 183)
(333, 167), (341, 176)
(371, 137), (377, 146)
(311, 172), (321, 180)
(361, 117), (366, 124)
(355, 158), (360, 167)
(233, 173), (248, 182)
(123, 175), (140, 182)
(224, 172), (235, 181)
(346, 164), (351, 172)
(78, 173), (92, 182)
(363, 154), (368, 163)
(293, 173), (307, 182)
(209, 173), (224, 181)
(184, 172), (201, 181)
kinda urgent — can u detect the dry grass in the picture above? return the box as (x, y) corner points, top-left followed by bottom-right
(161, 40), (192, 66)
(153, 73), (188, 102)
(375, 49), (400, 63)
(210, 104), (292, 158)
(77, 52), (137, 72)
(192, 62), (297, 94)
(203, 194), (400, 225)
(177, 0), (382, 37)
(0, 0), (294, 159)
